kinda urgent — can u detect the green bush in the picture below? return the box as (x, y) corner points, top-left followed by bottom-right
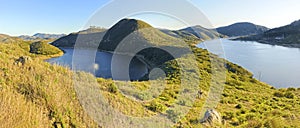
(30, 41), (62, 55)
(146, 101), (166, 112)
(274, 91), (296, 99)
(287, 88), (296, 91)
(108, 83), (118, 93)
(273, 92), (284, 97)
(284, 92), (295, 99)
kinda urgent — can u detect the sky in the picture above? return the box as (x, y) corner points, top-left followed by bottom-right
(1, 0), (299, 36)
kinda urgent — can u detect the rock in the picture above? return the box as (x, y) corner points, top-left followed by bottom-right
(200, 109), (222, 126)
(14, 56), (32, 66)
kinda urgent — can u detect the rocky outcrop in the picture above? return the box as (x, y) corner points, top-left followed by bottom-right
(201, 109), (222, 126)
(14, 56), (32, 66)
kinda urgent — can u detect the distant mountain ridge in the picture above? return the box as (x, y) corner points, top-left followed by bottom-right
(19, 33), (66, 41)
(51, 26), (107, 48)
(161, 25), (225, 42)
(179, 25), (226, 40)
(0, 34), (23, 43)
(217, 22), (269, 37)
(237, 19), (300, 48)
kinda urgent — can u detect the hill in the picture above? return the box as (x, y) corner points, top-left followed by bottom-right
(33, 33), (66, 39)
(51, 27), (107, 48)
(161, 25), (225, 43)
(179, 25), (226, 40)
(0, 36), (97, 127)
(77, 26), (106, 34)
(217, 22), (269, 37)
(30, 41), (63, 56)
(238, 20), (300, 48)
(98, 18), (185, 52)
(0, 34), (24, 43)
(97, 18), (193, 70)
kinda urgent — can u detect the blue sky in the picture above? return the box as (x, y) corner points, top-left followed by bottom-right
(1, 0), (299, 36)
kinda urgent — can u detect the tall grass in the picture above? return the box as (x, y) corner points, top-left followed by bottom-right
(0, 42), (98, 127)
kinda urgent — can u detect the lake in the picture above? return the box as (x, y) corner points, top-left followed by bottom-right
(46, 48), (148, 80)
(47, 39), (300, 88)
(198, 39), (300, 88)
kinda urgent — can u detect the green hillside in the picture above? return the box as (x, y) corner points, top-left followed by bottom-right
(98, 18), (186, 52)
(0, 32), (299, 127)
(0, 34), (25, 43)
(30, 41), (63, 56)
(92, 46), (300, 127)
(0, 40), (97, 127)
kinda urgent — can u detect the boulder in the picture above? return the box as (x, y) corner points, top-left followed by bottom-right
(14, 56), (32, 66)
(200, 109), (222, 126)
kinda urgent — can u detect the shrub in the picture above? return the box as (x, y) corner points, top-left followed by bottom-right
(235, 104), (243, 109)
(287, 88), (296, 91)
(108, 83), (118, 93)
(284, 92), (295, 99)
(146, 101), (166, 112)
(273, 92), (284, 97)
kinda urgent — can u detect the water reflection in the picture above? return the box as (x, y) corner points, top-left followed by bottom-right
(46, 48), (148, 80)
(198, 39), (300, 88)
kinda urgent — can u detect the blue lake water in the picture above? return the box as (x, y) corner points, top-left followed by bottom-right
(47, 40), (300, 88)
(198, 39), (300, 88)
(46, 48), (148, 80)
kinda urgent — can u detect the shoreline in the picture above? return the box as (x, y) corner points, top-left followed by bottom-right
(199, 38), (300, 88)
(233, 37), (300, 49)
(37, 51), (64, 60)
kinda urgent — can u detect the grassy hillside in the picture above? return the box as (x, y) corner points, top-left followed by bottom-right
(30, 41), (63, 56)
(92, 46), (300, 127)
(0, 40), (98, 127)
(0, 34), (25, 43)
(98, 18), (186, 52)
(1, 27), (300, 127)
